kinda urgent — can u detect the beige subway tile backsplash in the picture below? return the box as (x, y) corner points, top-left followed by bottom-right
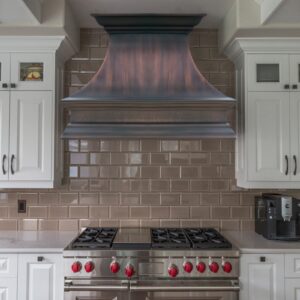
(0, 29), (259, 231)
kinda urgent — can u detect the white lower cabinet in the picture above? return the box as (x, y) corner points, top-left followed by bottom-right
(17, 254), (63, 300)
(285, 279), (300, 300)
(0, 278), (17, 300)
(240, 254), (285, 300)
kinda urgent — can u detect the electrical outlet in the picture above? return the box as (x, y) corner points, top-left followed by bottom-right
(18, 200), (26, 213)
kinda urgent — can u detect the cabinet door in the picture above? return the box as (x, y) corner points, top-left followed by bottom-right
(9, 91), (52, 181)
(247, 92), (290, 181)
(0, 53), (10, 91)
(10, 53), (53, 90)
(286, 279), (300, 300)
(290, 55), (300, 91)
(18, 254), (63, 300)
(247, 54), (289, 91)
(0, 278), (17, 300)
(0, 92), (9, 181)
(290, 92), (300, 180)
(240, 254), (284, 300)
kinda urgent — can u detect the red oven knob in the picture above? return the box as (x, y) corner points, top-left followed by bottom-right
(196, 262), (206, 273)
(71, 261), (82, 273)
(124, 264), (135, 278)
(110, 261), (120, 274)
(222, 262), (232, 273)
(209, 262), (219, 273)
(84, 261), (94, 273)
(168, 264), (179, 278)
(183, 261), (193, 273)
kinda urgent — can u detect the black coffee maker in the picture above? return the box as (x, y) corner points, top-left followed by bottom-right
(255, 193), (300, 240)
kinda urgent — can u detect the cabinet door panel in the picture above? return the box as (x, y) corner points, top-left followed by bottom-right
(0, 53), (10, 91)
(240, 254), (284, 300)
(290, 55), (300, 89)
(247, 54), (289, 91)
(10, 53), (53, 90)
(290, 92), (300, 180)
(9, 91), (52, 181)
(18, 254), (63, 300)
(247, 92), (290, 181)
(0, 92), (9, 181)
(0, 278), (17, 300)
(286, 279), (300, 300)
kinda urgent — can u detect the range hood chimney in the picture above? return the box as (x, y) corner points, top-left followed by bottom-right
(62, 15), (235, 139)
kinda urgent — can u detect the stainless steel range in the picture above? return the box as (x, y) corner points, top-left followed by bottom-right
(63, 227), (240, 300)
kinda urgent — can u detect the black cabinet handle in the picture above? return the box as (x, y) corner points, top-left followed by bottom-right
(260, 256), (266, 262)
(2, 83), (8, 88)
(10, 83), (16, 88)
(284, 84), (290, 89)
(2, 155), (6, 175)
(37, 256), (44, 262)
(292, 84), (298, 90)
(11, 155), (15, 175)
(285, 155), (289, 175)
(294, 155), (297, 176)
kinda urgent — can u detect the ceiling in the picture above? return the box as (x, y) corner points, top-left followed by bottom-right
(68, 0), (235, 28)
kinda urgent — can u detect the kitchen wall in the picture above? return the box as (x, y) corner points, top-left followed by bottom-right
(0, 28), (286, 231)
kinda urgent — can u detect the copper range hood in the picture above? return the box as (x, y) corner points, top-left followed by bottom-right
(62, 15), (235, 139)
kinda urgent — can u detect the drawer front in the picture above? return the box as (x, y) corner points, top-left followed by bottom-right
(285, 254), (300, 278)
(0, 254), (17, 277)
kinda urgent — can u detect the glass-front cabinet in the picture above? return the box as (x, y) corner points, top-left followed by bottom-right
(0, 53), (10, 90)
(247, 54), (300, 92)
(10, 53), (53, 90)
(247, 54), (289, 91)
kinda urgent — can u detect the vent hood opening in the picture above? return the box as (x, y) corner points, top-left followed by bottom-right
(62, 14), (236, 139)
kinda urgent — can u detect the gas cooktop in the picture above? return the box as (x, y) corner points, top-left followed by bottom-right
(67, 227), (231, 250)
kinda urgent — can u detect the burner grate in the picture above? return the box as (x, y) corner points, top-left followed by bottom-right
(151, 228), (191, 249)
(183, 228), (232, 249)
(71, 227), (118, 249)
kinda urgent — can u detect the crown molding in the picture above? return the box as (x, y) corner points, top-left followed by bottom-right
(224, 37), (300, 62)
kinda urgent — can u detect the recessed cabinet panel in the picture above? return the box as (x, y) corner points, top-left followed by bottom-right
(247, 54), (289, 91)
(240, 254), (284, 300)
(247, 92), (290, 181)
(0, 54), (10, 91)
(0, 278), (17, 300)
(9, 91), (52, 181)
(18, 254), (63, 300)
(0, 92), (9, 181)
(285, 279), (300, 300)
(10, 53), (53, 90)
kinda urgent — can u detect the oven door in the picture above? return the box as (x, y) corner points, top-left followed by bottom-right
(64, 279), (129, 300)
(130, 279), (240, 300)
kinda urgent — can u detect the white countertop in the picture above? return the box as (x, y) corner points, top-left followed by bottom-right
(224, 231), (300, 254)
(0, 231), (77, 253)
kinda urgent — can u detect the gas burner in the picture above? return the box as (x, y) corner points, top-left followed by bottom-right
(151, 228), (190, 249)
(71, 228), (118, 249)
(184, 228), (232, 249)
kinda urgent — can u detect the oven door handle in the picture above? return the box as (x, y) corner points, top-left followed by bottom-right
(64, 282), (129, 292)
(130, 280), (240, 292)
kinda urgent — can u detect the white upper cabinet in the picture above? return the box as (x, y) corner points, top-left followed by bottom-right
(247, 54), (289, 92)
(0, 53), (10, 91)
(9, 91), (52, 182)
(10, 53), (53, 91)
(0, 92), (9, 181)
(290, 55), (300, 90)
(247, 92), (290, 181)
(225, 39), (300, 188)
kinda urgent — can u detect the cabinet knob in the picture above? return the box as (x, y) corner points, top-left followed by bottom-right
(260, 256), (266, 262)
(292, 84), (298, 90)
(284, 84), (290, 90)
(10, 83), (16, 88)
(37, 256), (44, 262)
(2, 83), (8, 88)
